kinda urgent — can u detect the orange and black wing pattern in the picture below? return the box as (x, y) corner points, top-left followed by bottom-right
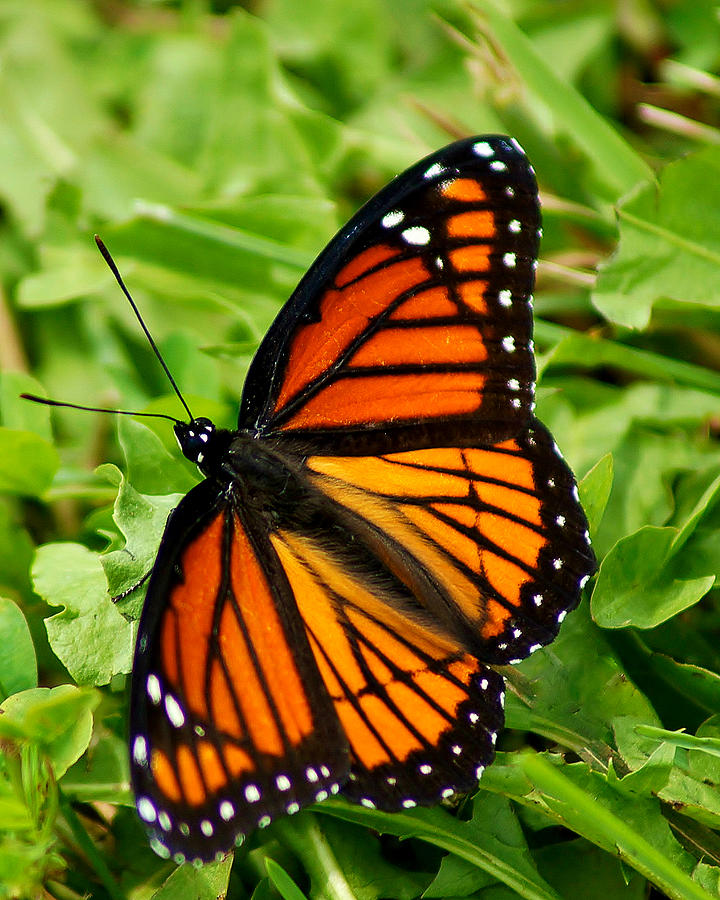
(129, 136), (596, 864)
(130, 481), (349, 863)
(240, 136), (539, 452)
(304, 420), (594, 666)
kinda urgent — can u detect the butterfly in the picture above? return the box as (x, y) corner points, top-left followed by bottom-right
(127, 135), (596, 864)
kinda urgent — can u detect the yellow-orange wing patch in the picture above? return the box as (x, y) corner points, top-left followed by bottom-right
(270, 529), (505, 808)
(305, 419), (595, 665)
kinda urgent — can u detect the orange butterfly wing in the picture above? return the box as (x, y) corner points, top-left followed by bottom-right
(130, 482), (348, 861)
(130, 136), (595, 863)
(240, 137), (538, 450)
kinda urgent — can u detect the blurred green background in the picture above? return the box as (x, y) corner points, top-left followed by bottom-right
(3, 1), (720, 898)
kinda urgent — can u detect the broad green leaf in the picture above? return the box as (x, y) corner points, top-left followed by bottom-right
(0, 372), (52, 438)
(0, 685), (97, 779)
(100, 467), (183, 618)
(424, 793), (543, 898)
(0, 427), (58, 496)
(117, 417), (196, 497)
(535, 840), (646, 900)
(506, 604), (658, 759)
(62, 729), (131, 805)
(34, 542), (134, 684)
(594, 147), (720, 328)
(0, 597), (37, 699)
(150, 856), (233, 899)
(592, 526), (714, 628)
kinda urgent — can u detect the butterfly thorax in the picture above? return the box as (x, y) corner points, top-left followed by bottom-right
(175, 419), (306, 516)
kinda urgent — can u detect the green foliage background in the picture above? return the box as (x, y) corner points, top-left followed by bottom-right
(2, 0), (720, 897)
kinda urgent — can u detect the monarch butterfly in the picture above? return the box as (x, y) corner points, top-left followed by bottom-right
(114, 136), (594, 864)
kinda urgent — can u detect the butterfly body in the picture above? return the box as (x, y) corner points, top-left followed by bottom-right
(128, 136), (595, 864)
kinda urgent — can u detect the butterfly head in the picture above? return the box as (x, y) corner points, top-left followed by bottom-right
(174, 418), (232, 476)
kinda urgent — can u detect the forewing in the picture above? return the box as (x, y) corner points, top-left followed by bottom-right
(129, 481), (348, 863)
(303, 419), (596, 665)
(240, 136), (539, 451)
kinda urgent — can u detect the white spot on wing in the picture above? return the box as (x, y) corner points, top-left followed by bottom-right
(490, 160), (508, 172)
(424, 162), (445, 179)
(245, 784), (261, 803)
(382, 210), (404, 228)
(473, 141), (494, 157)
(498, 289), (512, 307)
(146, 674), (161, 705)
(132, 735), (148, 766)
(503, 252), (517, 268)
(164, 694), (185, 729)
(276, 775), (291, 791)
(137, 797), (157, 823)
(402, 225), (431, 246)
(220, 801), (235, 821)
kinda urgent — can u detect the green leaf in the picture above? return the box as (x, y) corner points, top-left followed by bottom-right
(518, 754), (714, 900)
(592, 525), (715, 628)
(317, 801), (562, 900)
(149, 856), (233, 899)
(270, 813), (429, 900)
(593, 467), (720, 627)
(0, 685), (97, 779)
(594, 147), (720, 327)
(100, 468), (183, 618)
(34, 542), (134, 685)
(578, 453), (613, 537)
(424, 793), (544, 898)
(535, 839), (646, 900)
(0, 427), (58, 496)
(0, 597), (37, 700)
(505, 604), (658, 760)
(265, 857), (309, 900)
(117, 417), (196, 497)
(0, 372), (52, 438)
(62, 728), (131, 805)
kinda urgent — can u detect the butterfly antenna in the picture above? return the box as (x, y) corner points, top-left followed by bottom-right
(94, 235), (194, 423)
(20, 394), (183, 424)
